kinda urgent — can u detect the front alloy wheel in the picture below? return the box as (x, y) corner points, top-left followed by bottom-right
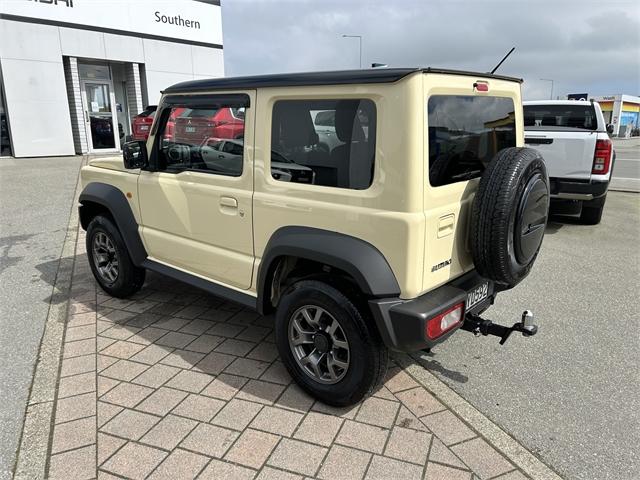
(92, 231), (119, 284)
(288, 305), (350, 384)
(86, 215), (145, 298)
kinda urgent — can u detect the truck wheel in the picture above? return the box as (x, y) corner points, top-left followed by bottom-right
(275, 280), (388, 406)
(580, 196), (605, 225)
(471, 147), (549, 290)
(86, 215), (145, 298)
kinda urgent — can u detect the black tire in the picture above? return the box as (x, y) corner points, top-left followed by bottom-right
(275, 280), (388, 406)
(86, 215), (145, 298)
(471, 147), (549, 289)
(580, 197), (605, 225)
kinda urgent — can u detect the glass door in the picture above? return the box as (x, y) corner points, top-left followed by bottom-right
(82, 80), (120, 152)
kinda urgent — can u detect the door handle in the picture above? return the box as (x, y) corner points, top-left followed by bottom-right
(437, 214), (455, 238)
(525, 137), (553, 145)
(220, 196), (238, 208)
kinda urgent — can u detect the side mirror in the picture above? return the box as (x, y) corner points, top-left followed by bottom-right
(606, 124), (614, 135)
(122, 140), (148, 169)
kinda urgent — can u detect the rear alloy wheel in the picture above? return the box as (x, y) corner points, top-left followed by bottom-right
(276, 280), (387, 406)
(288, 305), (350, 384)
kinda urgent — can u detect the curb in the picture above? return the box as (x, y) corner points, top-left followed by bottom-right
(12, 159), (85, 480)
(609, 178), (640, 193)
(396, 353), (563, 480)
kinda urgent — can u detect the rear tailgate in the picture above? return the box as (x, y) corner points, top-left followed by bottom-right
(524, 102), (599, 180)
(423, 74), (522, 293)
(524, 130), (596, 179)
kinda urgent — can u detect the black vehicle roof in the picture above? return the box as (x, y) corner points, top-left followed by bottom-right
(163, 67), (523, 94)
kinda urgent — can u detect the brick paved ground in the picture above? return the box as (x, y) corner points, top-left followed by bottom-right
(47, 226), (531, 480)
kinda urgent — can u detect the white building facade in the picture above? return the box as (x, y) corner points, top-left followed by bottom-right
(0, 0), (224, 158)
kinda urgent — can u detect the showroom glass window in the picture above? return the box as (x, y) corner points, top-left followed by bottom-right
(0, 79), (11, 156)
(155, 105), (245, 176)
(428, 95), (516, 186)
(270, 99), (377, 189)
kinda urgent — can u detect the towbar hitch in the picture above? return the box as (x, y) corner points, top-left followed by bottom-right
(461, 310), (538, 345)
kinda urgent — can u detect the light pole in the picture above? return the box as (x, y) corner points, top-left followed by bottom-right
(540, 78), (554, 100)
(342, 34), (362, 68)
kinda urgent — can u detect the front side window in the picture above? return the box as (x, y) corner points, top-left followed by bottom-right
(271, 99), (376, 189)
(428, 95), (516, 186)
(155, 104), (245, 177)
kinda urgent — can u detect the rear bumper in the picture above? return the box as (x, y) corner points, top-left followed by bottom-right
(369, 270), (495, 352)
(550, 178), (609, 201)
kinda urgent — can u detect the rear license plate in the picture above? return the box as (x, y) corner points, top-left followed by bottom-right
(185, 126), (196, 133)
(139, 125), (149, 131)
(466, 282), (489, 311)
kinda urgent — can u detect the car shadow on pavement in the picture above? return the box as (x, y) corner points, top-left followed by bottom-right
(545, 214), (588, 235)
(35, 253), (435, 411)
(410, 351), (469, 384)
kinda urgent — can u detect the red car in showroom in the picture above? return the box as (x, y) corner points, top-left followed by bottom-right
(131, 106), (245, 143)
(130, 106), (157, 141)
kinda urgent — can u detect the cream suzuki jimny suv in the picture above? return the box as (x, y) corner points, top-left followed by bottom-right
(79, 68), (549, 405)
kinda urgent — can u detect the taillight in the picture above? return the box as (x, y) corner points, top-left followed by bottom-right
(426, 303), (465, 339)
(592, 138), (612, 175)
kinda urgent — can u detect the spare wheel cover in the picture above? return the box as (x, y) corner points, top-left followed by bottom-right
(514, 172), (549, 265)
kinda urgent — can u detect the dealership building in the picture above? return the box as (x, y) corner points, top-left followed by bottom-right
(0, 0), (223, 158)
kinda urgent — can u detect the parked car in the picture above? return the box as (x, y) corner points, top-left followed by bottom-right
(79, 68), (549, 405)
(200, 138), (315, 182)
(312, 110), (342, 153)
(173, 107), (245, 145)
(524, 100), (614, 224)
(131, 106), (157, 141)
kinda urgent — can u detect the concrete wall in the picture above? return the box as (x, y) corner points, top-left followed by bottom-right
(0, 19), (224, 157)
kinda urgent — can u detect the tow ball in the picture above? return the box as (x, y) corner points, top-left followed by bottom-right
(460, 310), (538, 345)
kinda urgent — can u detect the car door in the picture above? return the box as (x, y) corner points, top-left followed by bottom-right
(137, 92), (255, 290)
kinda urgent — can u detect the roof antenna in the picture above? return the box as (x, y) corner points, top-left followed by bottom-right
(490, 47), (515, 74)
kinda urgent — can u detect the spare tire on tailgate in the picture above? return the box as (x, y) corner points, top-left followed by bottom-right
(471, 147), (549, 290)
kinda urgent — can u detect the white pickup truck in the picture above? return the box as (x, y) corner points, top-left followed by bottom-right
(523, 100), (614, 224)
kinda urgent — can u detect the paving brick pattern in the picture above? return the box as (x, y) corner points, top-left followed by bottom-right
(46, 228), (530, 479)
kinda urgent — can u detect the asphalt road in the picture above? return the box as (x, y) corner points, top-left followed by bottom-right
(610, 138), (640, 192)
(0, 156), (82, 479)
(416, 191), (640, 480)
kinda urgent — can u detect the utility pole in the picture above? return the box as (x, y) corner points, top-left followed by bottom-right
(342, 34), (362, 68)
(540, 78), (554, 100)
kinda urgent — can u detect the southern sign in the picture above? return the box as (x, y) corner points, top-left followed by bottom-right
(0, 0), (222, 46)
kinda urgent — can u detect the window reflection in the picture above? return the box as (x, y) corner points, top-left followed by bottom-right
(428, 95), (516, 186)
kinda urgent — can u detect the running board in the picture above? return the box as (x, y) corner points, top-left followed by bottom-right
(460, 310), (538, 345)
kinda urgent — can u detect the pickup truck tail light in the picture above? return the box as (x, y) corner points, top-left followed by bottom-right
(426, 303), (465, 339)
(592, 139), (612, 175)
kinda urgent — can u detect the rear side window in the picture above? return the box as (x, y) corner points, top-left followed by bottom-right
(428, 95), (516, 187)
(271, 99), (376, 190)
(523, 104), (597, 130)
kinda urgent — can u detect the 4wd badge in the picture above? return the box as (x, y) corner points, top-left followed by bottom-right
(431, 259), (452, 272)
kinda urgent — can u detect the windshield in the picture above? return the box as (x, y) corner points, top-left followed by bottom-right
(524, 104), (597, 130)
(428, 95), (516, 186)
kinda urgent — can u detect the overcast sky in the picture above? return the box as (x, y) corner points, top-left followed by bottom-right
(221, 0), (640, 100)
